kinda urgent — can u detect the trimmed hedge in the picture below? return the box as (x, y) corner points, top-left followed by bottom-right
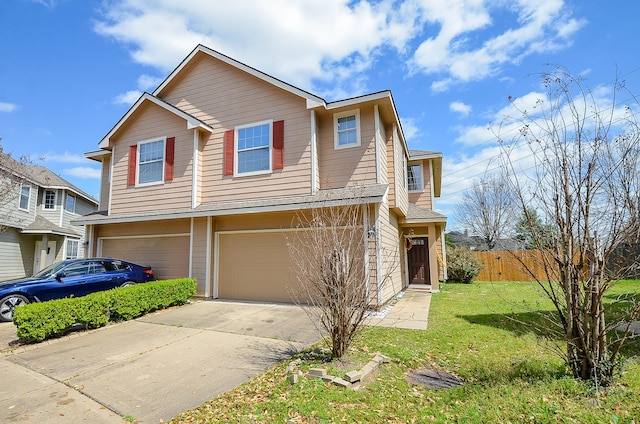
(13, 278), (197, 343)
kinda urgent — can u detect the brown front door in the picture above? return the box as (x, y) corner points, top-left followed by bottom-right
(408, 237), (430, 284)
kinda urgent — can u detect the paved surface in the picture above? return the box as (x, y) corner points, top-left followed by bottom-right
(0, 289), (432, 423)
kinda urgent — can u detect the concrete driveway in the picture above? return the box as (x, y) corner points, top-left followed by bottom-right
(1, 300), (322, 423)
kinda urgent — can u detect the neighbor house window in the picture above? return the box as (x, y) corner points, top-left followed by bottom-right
(65, 193), (76, 213)
(138, 139), (165, 184)
(44, 190), (56, 210)
(334, 109), (360, 149)
(407, 164), (423, 191)
(65, 239), (79, 260)
(19, 184), (30, 211)
(236, 121), (271, 174)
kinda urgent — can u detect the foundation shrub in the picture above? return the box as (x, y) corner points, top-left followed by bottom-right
(446, 246), (483, 283)
(13, 278), (197, 343)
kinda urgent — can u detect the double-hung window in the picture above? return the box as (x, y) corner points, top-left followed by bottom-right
(334, 109), (360, 149)
(65, 239), (79, 260)
(138, 139), (165, 184)
(65, 193), (76, 213)
(19, 184), (30, 211)
(44, 190), (56, 210)
(407, 164), (423, 191)
(236, 121), (271, 174)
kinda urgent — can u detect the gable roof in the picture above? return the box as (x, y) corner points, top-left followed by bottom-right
(154, 44), (326, 109)
(408, 150), (443, 198)
(98, 93), (214, 149)
(21, 215), (81, 237)
(0, 152), (97, 204)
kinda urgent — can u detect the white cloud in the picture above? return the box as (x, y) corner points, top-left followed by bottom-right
(94, 0), (425, 97)
(449, 101), (472, 116)
(410, 0), (587, 90)
(40, 152), (90, 164)
(400, 117), (420, 141)
(0, 102), (18, 113)
(114, 90), (143, 106)
(64, 167), (102, 179)
(94, 0), (585, 97)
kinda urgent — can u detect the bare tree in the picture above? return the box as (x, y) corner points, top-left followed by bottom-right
(286, 200), (398, 358)
(0, 144), (30, 233)
(498, 66), (640, 385)
(455, 174), (517, 250)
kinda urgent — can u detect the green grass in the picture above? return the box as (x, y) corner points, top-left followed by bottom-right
(170, 281), (640, 423)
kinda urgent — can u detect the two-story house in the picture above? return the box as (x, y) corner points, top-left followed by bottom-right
(76, 44), (447, 306)
(0, 152), (98, 280)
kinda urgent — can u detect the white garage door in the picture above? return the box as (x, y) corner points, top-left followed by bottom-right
(100, 236), (189, 280)
(217, 232), (297, 302)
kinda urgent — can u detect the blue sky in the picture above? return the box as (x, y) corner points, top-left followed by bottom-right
(1, 0), (638, 229)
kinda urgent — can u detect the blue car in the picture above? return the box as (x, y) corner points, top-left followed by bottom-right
(0, 258), (155, 322)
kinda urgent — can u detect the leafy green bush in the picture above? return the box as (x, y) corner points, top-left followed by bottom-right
(446, 245), (483, 283)
(13, 278), (197, 343)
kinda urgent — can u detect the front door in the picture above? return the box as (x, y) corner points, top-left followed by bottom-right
(33, 240), (56, 273)
(407, 237), (430, 284)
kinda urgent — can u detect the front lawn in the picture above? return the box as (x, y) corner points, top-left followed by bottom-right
(171, 281), (640, 423)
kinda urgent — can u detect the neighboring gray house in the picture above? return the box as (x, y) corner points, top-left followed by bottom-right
(0, 153), (98, 280)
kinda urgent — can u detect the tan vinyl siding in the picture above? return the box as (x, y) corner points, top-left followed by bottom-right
(393, 129), (409, 216)
(408, 160), (434, 210)
(318, 106), (378, 189)
(157, 54), (312, 202)
(378, 206), (403, 304)
(377, 108), (388, 185)
(99, 155), (111, 210)
(190, 217), (209, 295)
(109, 103), (194, 215)
(95, 219), (190, 239)
(385, 127), (396, 207)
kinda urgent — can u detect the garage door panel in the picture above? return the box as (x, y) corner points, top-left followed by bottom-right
(101, 237), (189, 280)
(218, 233), (298, 302)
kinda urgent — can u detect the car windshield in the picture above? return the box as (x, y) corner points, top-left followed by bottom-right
(32, 261), (69, 278)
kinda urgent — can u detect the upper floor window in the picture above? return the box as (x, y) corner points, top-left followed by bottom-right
(223, 120), (284, 177)
(407, 164), (423, 191)
(19, 184), (30, 211)
(44, 190), (56, 210)
(127, 137), (174, 187)
(138, 139), (165, 184)
(237, 121), (271, 174)
(65, 193), (76, 213)
(334, 109), (361, 149)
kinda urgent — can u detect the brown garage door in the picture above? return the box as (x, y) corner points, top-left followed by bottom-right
(217, 232), (297, 302)
(100, 236), (189, 280)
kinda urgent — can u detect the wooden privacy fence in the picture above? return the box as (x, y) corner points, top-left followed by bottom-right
(473, 250), (550, 282)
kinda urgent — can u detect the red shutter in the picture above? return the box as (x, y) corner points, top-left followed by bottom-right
(223, 130), (234, 176)
(127, 145), (137, 186)
(273, 120), (284, 170)
(165, 137), (175, 181)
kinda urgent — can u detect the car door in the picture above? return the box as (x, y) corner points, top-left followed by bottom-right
(30, 261), (92, 301)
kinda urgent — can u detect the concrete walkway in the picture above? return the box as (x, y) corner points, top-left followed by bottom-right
(1, 290), (432, 423)
(371, 286), (432, 330)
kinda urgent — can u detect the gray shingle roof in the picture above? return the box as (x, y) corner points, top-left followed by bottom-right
(21, 215), (81, 237)
(405, 203), (447, 223)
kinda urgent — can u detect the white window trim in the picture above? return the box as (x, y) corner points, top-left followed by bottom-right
(65, 239), (80, 260)
(43, 190), (57, 211)
(333, 109), (361, 150)
(19, 184), (31, 212)
(65, 193), (77, 214)
(136, 137), (166, 187)
(234, 119), (273, 177)
(408, 162), (424, 192)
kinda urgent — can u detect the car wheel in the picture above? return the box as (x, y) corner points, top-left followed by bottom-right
(0, 294), (29, 322)
(121, 281), (136, 287)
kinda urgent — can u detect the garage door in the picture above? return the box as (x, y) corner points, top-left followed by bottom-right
(217, 232), (297, 302)
(100, 236), (189, 280)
